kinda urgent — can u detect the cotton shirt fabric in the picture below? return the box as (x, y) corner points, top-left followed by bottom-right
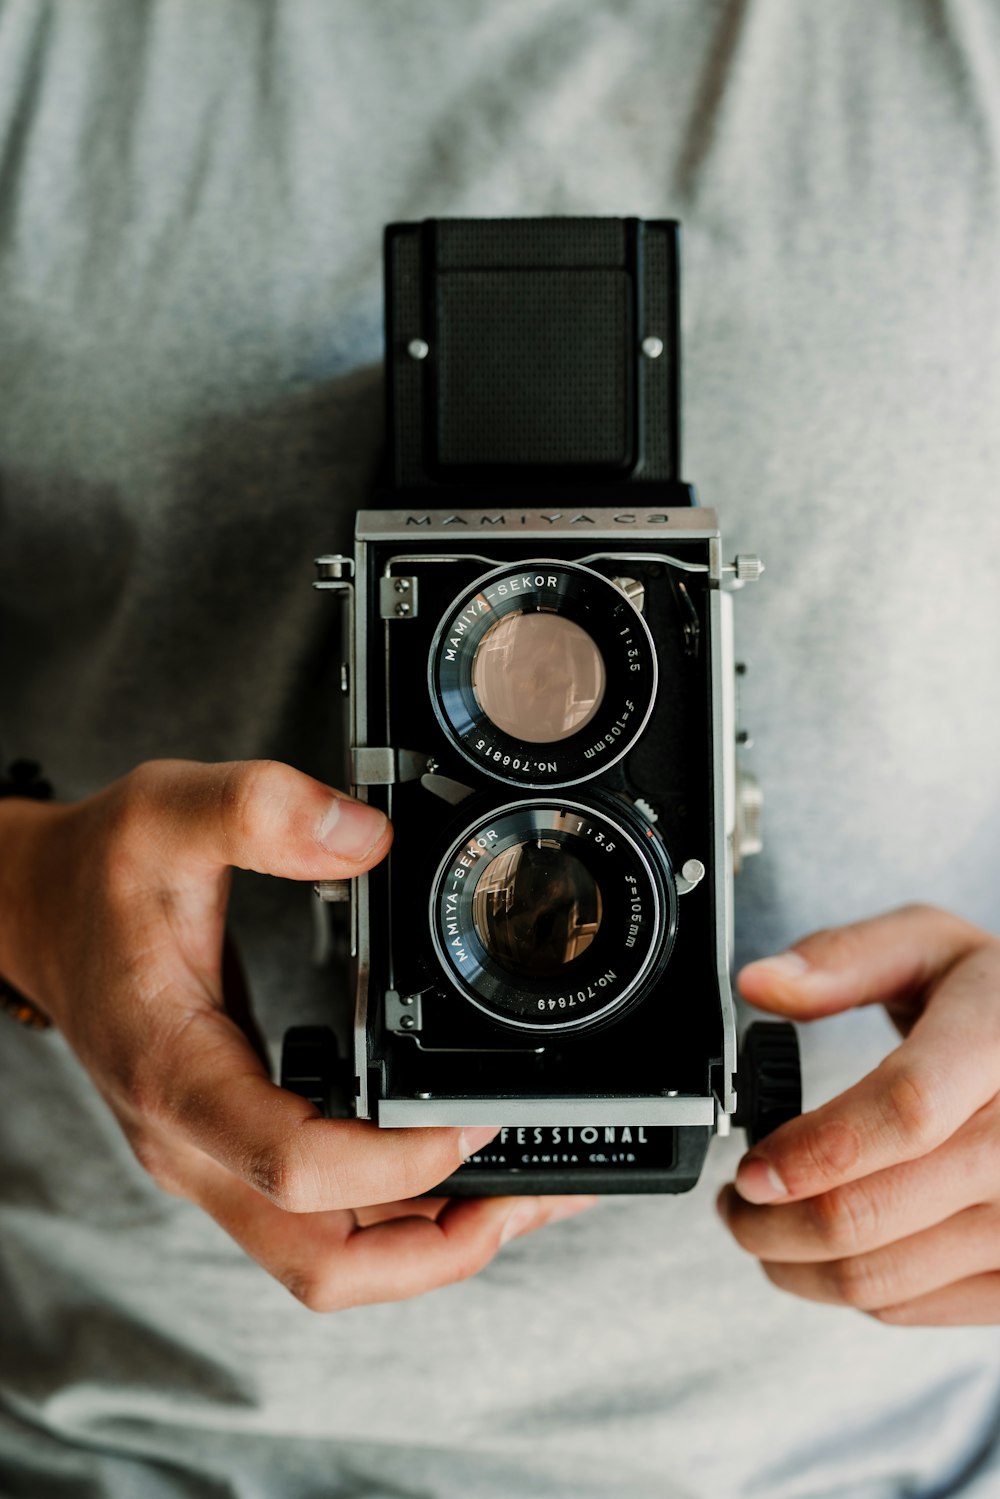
(2, 2), (1000, 1496)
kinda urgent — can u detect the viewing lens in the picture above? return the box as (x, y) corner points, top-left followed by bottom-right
(472, 837), (602, 978)
(471, 611), (605, 743)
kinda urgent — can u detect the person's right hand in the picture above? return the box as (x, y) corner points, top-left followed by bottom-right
(0, 759), (595, 1309)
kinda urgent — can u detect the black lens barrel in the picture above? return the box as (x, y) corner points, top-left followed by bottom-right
(430, 794), (677, 1033)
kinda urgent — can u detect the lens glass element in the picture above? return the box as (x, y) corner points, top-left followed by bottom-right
(472, 837), (602, 978)
(471, 611), (605, 744)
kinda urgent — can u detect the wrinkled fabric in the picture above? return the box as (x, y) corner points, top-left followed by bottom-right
(2, 2), (1000, 1495)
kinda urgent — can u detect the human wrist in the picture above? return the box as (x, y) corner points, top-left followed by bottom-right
(0, 796), (68, 1013)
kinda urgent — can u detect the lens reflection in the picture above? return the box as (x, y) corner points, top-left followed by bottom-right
(472, 838), (602, 977)
(471, 610), (605, 743)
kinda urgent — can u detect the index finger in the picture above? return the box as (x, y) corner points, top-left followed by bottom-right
(735, 941), (1000, 1205)
(175, 1141), (597, 1310)
(129, 1003), (499, 1210)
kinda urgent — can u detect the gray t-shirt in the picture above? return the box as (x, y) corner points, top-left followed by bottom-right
(3, 3), (1000, 1496)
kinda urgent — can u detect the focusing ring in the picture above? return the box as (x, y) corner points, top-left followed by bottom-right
(430, 794), (678, 1033)
(428, 560), (657, 788)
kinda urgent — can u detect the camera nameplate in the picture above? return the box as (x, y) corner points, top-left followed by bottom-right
(356, 507), (720, 540)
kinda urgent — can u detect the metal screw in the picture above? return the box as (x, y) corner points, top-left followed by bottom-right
(400, 994), (414, 1006)
(641, 335), (664, 359)
(737, 729), (753, 747)
(407, 338), (430, 360)
(425, 757), (440, 775)
(395, 601), (412, 617)
(736, 661), (748, 676)
(394, 578), (410, 593)
(399, 1015), (415, 1030)
(415, 1091), (433, 1099)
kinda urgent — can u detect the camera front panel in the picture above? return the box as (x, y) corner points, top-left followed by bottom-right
(352, 509), (730, 1144)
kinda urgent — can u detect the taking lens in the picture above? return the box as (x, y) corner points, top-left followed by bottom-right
(472, 837), (602, 977)
(430, 796), (678, 1032)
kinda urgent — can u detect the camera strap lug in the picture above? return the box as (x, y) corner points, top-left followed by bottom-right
(314, 554), (355, 587)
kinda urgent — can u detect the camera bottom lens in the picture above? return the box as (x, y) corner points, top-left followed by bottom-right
(430, 797), (678, 1033)
(472, 838), (603, 978)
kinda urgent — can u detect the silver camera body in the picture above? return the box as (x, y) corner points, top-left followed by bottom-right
(283, 217), (798, 1194)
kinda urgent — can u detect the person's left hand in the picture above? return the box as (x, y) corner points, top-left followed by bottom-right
(717, 904), (1000, 1325)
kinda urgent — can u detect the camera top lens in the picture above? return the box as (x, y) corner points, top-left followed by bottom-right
(429, 560), (657, 788)
(472, 610), (606, 744)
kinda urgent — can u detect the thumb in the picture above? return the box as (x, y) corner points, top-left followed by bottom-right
(129, 758), (392, 881)
(736, 903), (988, 1022)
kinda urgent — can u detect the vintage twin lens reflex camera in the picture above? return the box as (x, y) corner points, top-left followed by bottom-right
(282, 217), (801, 1195)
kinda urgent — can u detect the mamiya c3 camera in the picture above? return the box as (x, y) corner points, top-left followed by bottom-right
(282, 217), (800, 1194)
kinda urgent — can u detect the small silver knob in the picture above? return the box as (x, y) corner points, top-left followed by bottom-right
(676, 859), (706, 895)
(733, 554), (764, 584)
(407, 338), (430, 360)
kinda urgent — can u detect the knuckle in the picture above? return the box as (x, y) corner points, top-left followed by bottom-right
(829, 1253), (889, 1309)
(807, 1183), (876, 1255)
(793, 1117), (862, 1187)
(279, 1264), (342, 1314)
(96, 759), (205, 894)
(247, 1138), (323, 1214)
(95, 767), (163, 887)
(114, 1055), (169, 1124)
(452, 1238), (493, 1284)
(395, 1136), (454, 1200)
(796, 922), (866, 970)
(115, 760), (180, 829)
(899, 901), (989, 951)
(128, 1131), (185, 1196)
(722, 1199), (761, 1254)
(880, 1064), (943, 1154)
(896, 900), (942, 925)
(218, 759), (290, 857)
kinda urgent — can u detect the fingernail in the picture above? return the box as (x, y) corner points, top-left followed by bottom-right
(459, 1126), (501, 1159)
(735, 1154), (787, 1204)
(500, 1201), (537, 1245)
(317, 796), (388, 861)
(741, 950), (811, 982)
